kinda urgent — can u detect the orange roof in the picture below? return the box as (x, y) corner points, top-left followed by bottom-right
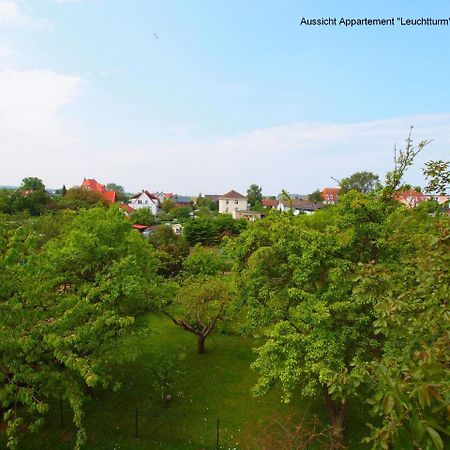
(321, 187), (341, 196)
(262, 199), (277, 207)
(119, 204), (134, 213)
(81, 178), (117, 203)
(395, 189), (427, 201)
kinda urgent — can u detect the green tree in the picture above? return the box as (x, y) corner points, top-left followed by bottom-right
(149, 225), (190, 277)
(247, 184), (263, 208)
(0, 207), (162, 449)
(229, 193), (391, 440)
(129, 207), (156, 226)
(105, 183), (128, 202)
(164, 276), (232, 353)
(182, 244), (222, 277)
(57, 186), (106, 209)
(339, 171), (379, 194)
(196, 195), (218, 211)
(308, 189), (323, 202)
(20, 177), (45, 192)
(423, 160), (450, 195)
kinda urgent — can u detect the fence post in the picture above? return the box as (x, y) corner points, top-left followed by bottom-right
(60, 399), (64, 428)
(135, 406), (139, 438)
(216, 418), (220, 449)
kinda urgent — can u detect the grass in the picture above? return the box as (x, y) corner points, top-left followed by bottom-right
(4, 314), (369, 449)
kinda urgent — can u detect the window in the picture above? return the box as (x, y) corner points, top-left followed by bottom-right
(235, 200), (239, 205)
(226, 200), (229, 204)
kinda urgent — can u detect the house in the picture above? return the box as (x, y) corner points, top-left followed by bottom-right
(234, 210), (264, 221)
(171, 195), (193, 207)
(132, 224), (158, 237)
(262, 198), (278, 209)
(277, 199), (322, 215)
(395, 189), (427, 208)
(81, 178), (117, 203)
(218, 190), (249, 219)
(129, 190), (159, 215)
(321, 187), (340, 205)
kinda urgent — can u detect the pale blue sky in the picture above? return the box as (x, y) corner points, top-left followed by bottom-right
(1, 0), (449, 194)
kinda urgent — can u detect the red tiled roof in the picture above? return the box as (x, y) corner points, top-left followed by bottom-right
(395, 189), (427, 201)
(321, 187), (341, 196)
(220, 190), (247, 199)
(262, 199), (277, 207)
(119, 204), (134, 213)
(81, 178), (117, 203)
(132, 224), (149, 230)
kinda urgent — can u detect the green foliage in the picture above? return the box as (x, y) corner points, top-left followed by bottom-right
(0, 189), (50, 216)
(57, 186), (106, 209)
(182, 244), (222, 277)
(340, 171), (379, 194)
(247, 184), (263, 208)
(423, 160), (450, 195)
(105, 183), (128, 202)
(129, 207), (156, 226)
(167, 276), (234, 353)
(0, 207), (163, 448)
(308, 189), (323, 202)
(196, 195), (218, 211)
(20, 177), (45, 192)
(148, 225), (190, 277)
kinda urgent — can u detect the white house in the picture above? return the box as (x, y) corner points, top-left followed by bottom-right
(129, 190), (159, 215)
(219, 190), (249, 218)
(277, 199), (321, 215)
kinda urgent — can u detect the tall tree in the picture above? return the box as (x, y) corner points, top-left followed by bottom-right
(0, 207), (162, 449)
(339, 171), (379, 194)
(20, 177), (45, 192)
(247, 184), (263, 208)
(308, 189), (323, 202)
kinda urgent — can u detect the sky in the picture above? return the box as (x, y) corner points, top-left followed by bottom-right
(0, 0), (449, 195)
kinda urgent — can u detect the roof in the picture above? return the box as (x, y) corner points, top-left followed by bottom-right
(81, 178), (117, 203)
(119, 204), (134, 213)
(82, 178), (105, 193)
(321, 187), (341, 196)
(395, 189), (427, 201)
(130, 190), (159, 203)
(204, 194), (220, 202)
(132, 224), (149, 230)
(172, 195), (192, 204)
(280, 199), (322, 210)
(262, 198), (277, 207)
(220, 190), (247, 199)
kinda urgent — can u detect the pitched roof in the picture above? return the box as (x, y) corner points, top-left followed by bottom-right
(220, 190), (247, 199)
(82, 178), (105, 193)
(119, 204), (134, 213)
(395, 189), (427, 201)
(262, 198), (277, 207)
(131, 190), (159, 203)
(279, 199), (322, 210)
(321, 187), (341, 196)
(81, 178), (117, 203)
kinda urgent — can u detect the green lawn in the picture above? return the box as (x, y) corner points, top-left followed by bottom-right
(5, 314), (369, 449)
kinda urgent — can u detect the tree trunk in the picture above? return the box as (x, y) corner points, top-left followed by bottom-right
(324, 387), (345, 442)
(197, 334), (206, 354)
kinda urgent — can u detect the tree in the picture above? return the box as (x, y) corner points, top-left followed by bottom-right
(247, 184), (263, 208)
(129, 207), (156, 226)
(196, 195), (218, 211)
(182, 244), (222, 277)
(339, 171), (379, 194)
(308, 190), (323, 202)
(105, 183), (128, 202)
(164, 276), (232, 353)
(148, 225), (190, 277)
(57, 186), (106, 209)
(20, 177), (45, 192)
(423, 160), (450, 195)
(229, 193), (392, 440)
(0, 207), (162, 448)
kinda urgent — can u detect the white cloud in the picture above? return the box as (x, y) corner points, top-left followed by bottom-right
(0, 69), (84, 184)
(0, 67), (448, 193)
(0, 1), (49, 30)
